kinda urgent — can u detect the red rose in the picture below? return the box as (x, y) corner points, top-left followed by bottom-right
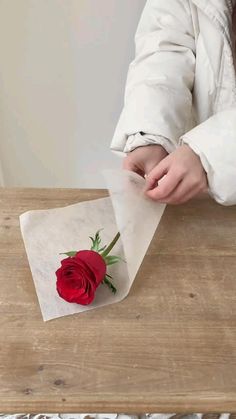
(56, 250), (106, 305)
(55, 230), (122, 305)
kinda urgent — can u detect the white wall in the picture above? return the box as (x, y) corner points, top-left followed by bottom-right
(0, 0), (146, 187)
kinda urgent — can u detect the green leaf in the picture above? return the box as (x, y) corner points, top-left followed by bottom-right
(59, 251), (77, 257)
(89, 228), (104, 251)
(103, 275), (117, 294)
(89, 236), (95, 245)
(98, 245), (107, 253)
(104, 255), (126, 265)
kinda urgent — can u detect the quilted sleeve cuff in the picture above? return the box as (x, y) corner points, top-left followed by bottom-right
(123, 132), (176, 154)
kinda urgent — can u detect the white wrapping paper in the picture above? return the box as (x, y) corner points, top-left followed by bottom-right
(19, 169), (166, 321)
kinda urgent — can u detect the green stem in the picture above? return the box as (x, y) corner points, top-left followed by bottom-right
(101, 232), (120, 258)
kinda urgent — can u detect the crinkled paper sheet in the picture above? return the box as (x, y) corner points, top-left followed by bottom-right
(19, 169), (166, 321)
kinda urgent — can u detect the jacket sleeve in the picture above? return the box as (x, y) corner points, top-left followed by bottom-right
(123, 132), (175, 154)
(110, 0), (196, 155)
(179, 107), (236, 206)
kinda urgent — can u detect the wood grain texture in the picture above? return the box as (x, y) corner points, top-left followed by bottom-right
(0, 187), (236, 413)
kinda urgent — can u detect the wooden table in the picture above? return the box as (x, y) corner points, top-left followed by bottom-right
(1, 187), (236, 413)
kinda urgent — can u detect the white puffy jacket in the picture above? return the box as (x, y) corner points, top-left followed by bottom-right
(110, 0), (236, 206)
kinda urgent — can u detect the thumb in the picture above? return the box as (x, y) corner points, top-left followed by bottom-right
(144, 159), (169, 191)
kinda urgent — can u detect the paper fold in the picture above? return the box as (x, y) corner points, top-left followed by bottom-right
(19, 169), (166, 321)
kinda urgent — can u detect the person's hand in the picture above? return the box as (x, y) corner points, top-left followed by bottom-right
(144, 144), (208, 204)
(122, 144), (168, 178)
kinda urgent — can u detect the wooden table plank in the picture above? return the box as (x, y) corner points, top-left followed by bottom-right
(1, 187), (236, 412)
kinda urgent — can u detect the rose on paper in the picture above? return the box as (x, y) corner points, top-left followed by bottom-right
(55, 230), (124, 305)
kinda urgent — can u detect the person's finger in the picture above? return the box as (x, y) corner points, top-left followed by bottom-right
(169, 187), (199, 205)
(163, 178), (199, 204)
(179, 186), (208, 203)
(122, 157), (145, 178)
(145, 167), (183, 200)
(144, 158), (170, 192)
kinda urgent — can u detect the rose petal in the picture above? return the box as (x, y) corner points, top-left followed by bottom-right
(75, 250), (106, 286)
(56, 273), (96, 304)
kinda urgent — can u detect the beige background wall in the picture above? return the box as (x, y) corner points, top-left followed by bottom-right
(0, 0), (145, 187)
